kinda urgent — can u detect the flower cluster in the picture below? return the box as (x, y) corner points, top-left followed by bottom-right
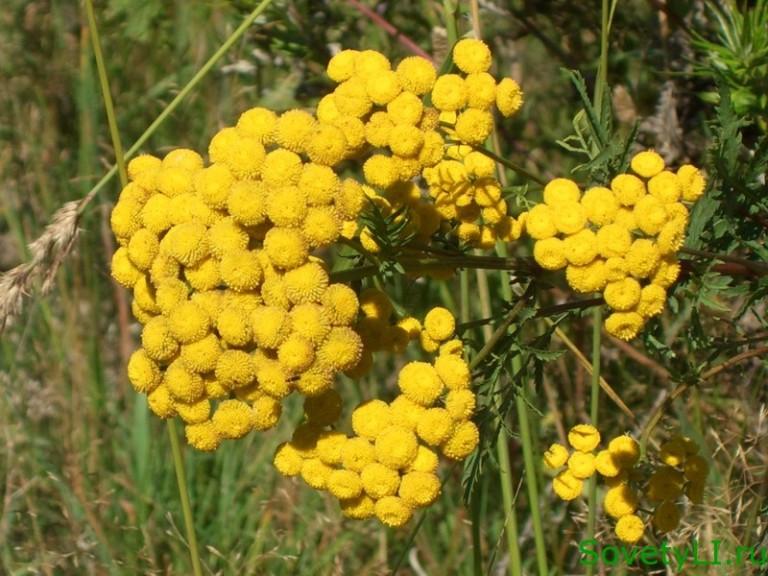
(544, 425), (708, 544)
(321, 40), (524, 254)
(529, 150), (706, 340)
(273, 306), (479, 527)
(110, 104), (370, 451)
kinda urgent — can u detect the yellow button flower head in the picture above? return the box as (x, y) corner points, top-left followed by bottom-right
(301, 458), (333, 490)
(615, 514), (645, 544)
(652, 257), (681, 288)
(568, 451), (596, 479)
(634, 195), (668, 236)
(375, 426), (419, 470)
(176, 398), (211, 424)
(185, 421), (220, 452)
(163, 148), (203, 171)
(363, 154), (399, 189)
(300, 163), (340, 207)
(164, 360), (205, 403)
(604, 484), (639, 518)
(273, 442), (304, 476)
(334, 77), (373, 118)
(445, 389), (476, 421)
(216, 306), (252, 347)
(563, 229), (598, 266)
(127, 349), (161, 394)
(140, 194), (174, 234)
(168, 301), (211, 344)
(219, 250), (263, 292)
(133, 276), (160, 314)
(637, 284), (666, 318)
(360, 462), (400, 498)
(315, 431), (347, 466)
(543, 443), (569, 470)
(533, 237), (567, 270)
(595, 450), (621, 477)
(274, 109), (316, 154)
(111, 247), (142, 288)
(424, 307), (456, 342)
(434, 354), (470, 390)
(581, 186), (618, 226)
(441, 420), (479, 460)
(455, 109), (494, 145)
(340, 494), (376, 520)
(305, 123), (349, 166)
(211, 130), (266, 180)
(317, 327), (363, 372)
(552, 469), (583, 500)
(321, 283), (359, 326)
(261, 148), (303, 187)
(603, 277), (642, 311)
(596, 223), (632, 259)
(611, 173), (646, 206)
(657, 219), (686, 256)
(526, 204), (558, 240)
(128, 153), (162, 181)
(351, 399), (393, 440)
(284, 262), (329, 305)
(431, 74), (467, 112)
(495, 78), (523, 117)
(626, 239), (661, 279)
(417, 408), (455, 446)
(236, 106), (277, 143)
(359, 287), (394, 319)
(127, 229), (159, 271)
(366, 69), (402, 105)
(554, 202), (587, 235)
(605, 311), (644, 341)
(399, 471), (441, 508)
(265, 185), (308, 228)
(608, 435), (640, 467)
(388, 124), (425, 157)
(465, 72), (497, 109)
(111, 197), (144, 239)
(181, 334), (222, 373)
(544, 178), (581, 206)
(647, 171), (681, 204)
(263, 227), (309, 270)
(215, 349), (257, 389)
(147, 384), (175, 418)
(205, 218), (247, 259)
(566, 260), (608, 293)
(251, 306), (292, 349)
(278, 334), (315, 374)
(387, 91), (424, 125)
(184, 258), (221, 291)
(327, 49), (358, 82)
(453, 38), (492, 74)
(141, 316), (180, 362)
(341, 437), (376, 472)
(396, 56), (437, 95)
(389, 394), (427, 431)
(355, 49), (391, 78)
(212, 399), (255, 440)
(568, 424), (601, 452)
(677, 164), (706, 201)
(604, 257), (628, 282)
(407, 445), (438, 473)
(157, 165), (194, 198)
(398, 361), (444, 406)
(327, 469), (364, 500)
(375, 495), (413, 527)
(631, 149), (665, 178)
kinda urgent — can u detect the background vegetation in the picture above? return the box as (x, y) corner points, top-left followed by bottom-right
(1, 0), (765, 574)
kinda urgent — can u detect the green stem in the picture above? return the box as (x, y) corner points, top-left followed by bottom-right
(167, 419), (203, 576)
(585, 307), (603, 576)
(495, 432), (522, 576)
(76, 0), (276, 215)
(84, 0), (127, 187)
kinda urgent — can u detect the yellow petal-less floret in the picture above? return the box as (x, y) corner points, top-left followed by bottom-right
(434, 354), (470, 391)
(111, 246), (142, 288)
(611, 173), (647, 207)
(176, 398), (211, 425)
(552, 469), (583, 500)
(216, 306), (252, 347)
(677, 164), (706, 202)
(416, 408), (454, 447)
(361, 462), (400, 498)
(453, 38), (492, 74)
(334, 77), (373, 118)
(604, 484), (639, 518)
(607, 435), (640, 467)
(180, 334), (222, 373)
(147, 385), (176, 418)
(408, 445), (439, 473)
(215, 349), (257, 389)
(289, 303), (331, 345)
(227, 180), (266, 227)
(543, 443), (569, 470)
(128, 154), (162, 182)
(263, 227), (309, 270)
(362, 155), (399, 189)
(341, 437), (376, 472)
(567, 451), (596, 479)
(141, 316), (180, 362)
(326, 49), (358, 82)
(219, 249), (263, 292)
(605, 311), (644, 341)
(156, 166), (194, 197)
(389, 395), (427, 431)
(647, 170), (681, 204)
(596, 223), (632, 258)
(526, 204), (558, 240)
(543, 178), (581, 206)
(625, 238), (661, 279)
(251, 306), (292, 349)
(651, 257), (681, 289)
(140, 193), (174, 234)
(445, 389), (476, 421)
(212, 399), (255, 440)
(563, 229), (598, 267)
(594, 449), (622, 477)
(398, 361), (444, 406)
(163, 222), (210, 267)
(302, 206), (341, 248)
(300, 163), (340, 207)
(127, 349), (161, 394)
(340, 494), (376, 520)
(465, 72), (497, 109)
(375, 426), (419, 470)
(375, 496), (413, 527)
(327, 469), (364, 500)
(284, 262), (329, 305)
(454, 108), (494, 145)
(261, 148), (303, 187)
(423, 307), (455, 342)
(441, 420), (479, 460)
(185, 421), (221, 452)
(316, 432), (347, 465)
(321, 284), (359, 326)
(431, 74), (467, 112)
(273, 442), (304, 476)
(194, 164), (233, 209)
(351, 399), (394, 440)
(534, 237), (567, 270)
(631, 150), (665, 179)
(399, 471), (441, 508)
(164, 359), (205, 403)
(126, 228), (159, 271)
(395, 56), (437, 95)
(306, 123), (349, 167)
(236, 106), (277, 143)
(568, 424), (601, 452)
(274, 109), (317, 153)
(265, 185), (307, 228)
(301, 458), (334, 490)
(581, 186), (618, 226)
(495, 78), (524, 117)
(184, 257), (221, 291)
(386, 91), (423, 125)
(366, 69), (402, 105)
(317, 327), (363, 372)
(637, 284), (666, 318)
(111, 197), (144, 239)
(553, 201), (587, 235)
(277, 334), (315, 374)
(615, 514), (645, 544)
(603, 277), (642, 311)
(634, 194), (668, 236)
(168, 301), (211, 344)
(565, 259), (608, 293)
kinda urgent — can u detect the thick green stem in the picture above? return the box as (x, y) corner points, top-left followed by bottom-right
(167, 419), (203, 576)
(585, 307), (603, 576)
